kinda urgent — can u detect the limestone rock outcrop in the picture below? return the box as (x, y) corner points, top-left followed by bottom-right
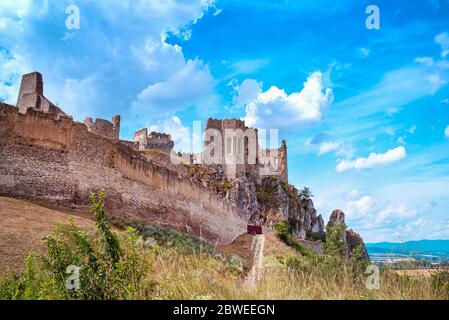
(228, 175), (259, 222)
(327, 209), (347, 229)
(255, 178), (326, 241)
(294, 197), (325, 240)
(327, 209), (370, 261)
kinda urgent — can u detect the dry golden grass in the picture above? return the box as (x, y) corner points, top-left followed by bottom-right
(147, 245), (443, 300)
(0, 197), (96, 275)
(0, 197), (445, 300)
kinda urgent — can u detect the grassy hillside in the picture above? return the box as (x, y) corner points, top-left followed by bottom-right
(0, 197), (96, 275)
(0, 195), (448, 300)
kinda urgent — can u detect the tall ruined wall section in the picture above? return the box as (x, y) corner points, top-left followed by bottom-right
(0, 104), (246, 244)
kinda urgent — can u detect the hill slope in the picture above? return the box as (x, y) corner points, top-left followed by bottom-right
(0, 197), (96, 274)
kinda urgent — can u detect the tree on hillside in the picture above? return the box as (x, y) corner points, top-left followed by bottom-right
(299, 187), (313, 199)
(324, 224), (347, 257)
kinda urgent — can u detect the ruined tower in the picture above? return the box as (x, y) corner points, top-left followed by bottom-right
(133, 128), (174, 153)
(83, 115), (121, 140)
(17, 72), (64, 116)
(204, 118), (288, 183)
(204, 118), (259, 180)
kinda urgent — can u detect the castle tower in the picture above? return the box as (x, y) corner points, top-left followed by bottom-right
(17, 72), (44, 114)
(204, 118), (258, 180)
(112, 115), (121, 140)
(279, 139), (288, 183)
(16, 71), (65, 116)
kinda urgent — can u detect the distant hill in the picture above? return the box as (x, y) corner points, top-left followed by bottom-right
(366, 240), (449, 262)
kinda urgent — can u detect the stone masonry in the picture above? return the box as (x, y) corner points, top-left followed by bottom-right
(17, 72), (65, 116)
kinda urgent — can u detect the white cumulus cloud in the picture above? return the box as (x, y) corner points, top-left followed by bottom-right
(445, 125), (449, 138)
(318, 142), (340, 155)
(243, 72), (333, 130)
(132, 59), (216, 116)
(435, 32), (449, 58)
(378, 203), (417, 221)
(149, 116), (194, 153)
(345, 195), (375, 219)
(336, 146), (406, 173)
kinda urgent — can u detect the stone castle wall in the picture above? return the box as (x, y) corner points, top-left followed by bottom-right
(0, 103), (247, 244)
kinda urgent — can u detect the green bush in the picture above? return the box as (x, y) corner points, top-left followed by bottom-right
(137, 224), (218, 257)
(324, 225), (347, 257)
(226, 255), (244, 273)
(274, 220), (292, 244)
(349, 245), (369, 275)
(0, 191), (154, 300)
(256, 189), (270, 203)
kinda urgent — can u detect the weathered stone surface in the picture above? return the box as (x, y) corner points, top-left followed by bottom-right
(228, 175), (259, 222)
(255, 177), (325, 241)
(17, 72), (65, 117)
(311, 215), (325, 240)
(326, 209), (370, 261)
(0, 105), (247, 244)
(346, 229), (370, 262)
(293, 198), (325, 240)
(327, 209), (347, 229)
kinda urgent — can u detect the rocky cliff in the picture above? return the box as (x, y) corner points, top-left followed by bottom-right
(225, 176), (369, 260)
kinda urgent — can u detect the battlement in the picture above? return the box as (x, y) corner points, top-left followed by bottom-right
(206, 118), (247, 131)
(83, 115), (120, 140)
(149, 131), (172, 143)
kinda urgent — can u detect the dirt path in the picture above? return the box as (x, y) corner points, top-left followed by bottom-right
(244, 234), (265, 289)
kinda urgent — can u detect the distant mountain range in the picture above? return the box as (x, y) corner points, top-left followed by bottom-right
(366, 239), (449, 263)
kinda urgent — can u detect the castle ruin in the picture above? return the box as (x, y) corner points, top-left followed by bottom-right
(133, 128), (175, 154)
(17, 72), (65, 116)
(203, 118), (288, 183)
(83, 115), (121, 140)
(0, 72), (290, 243)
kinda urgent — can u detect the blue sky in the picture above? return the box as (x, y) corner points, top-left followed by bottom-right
(1, 0), (448, 242)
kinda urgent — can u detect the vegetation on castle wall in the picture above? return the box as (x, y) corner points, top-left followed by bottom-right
(186, 164), (233, 194)
(256, 186), (270, 204)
